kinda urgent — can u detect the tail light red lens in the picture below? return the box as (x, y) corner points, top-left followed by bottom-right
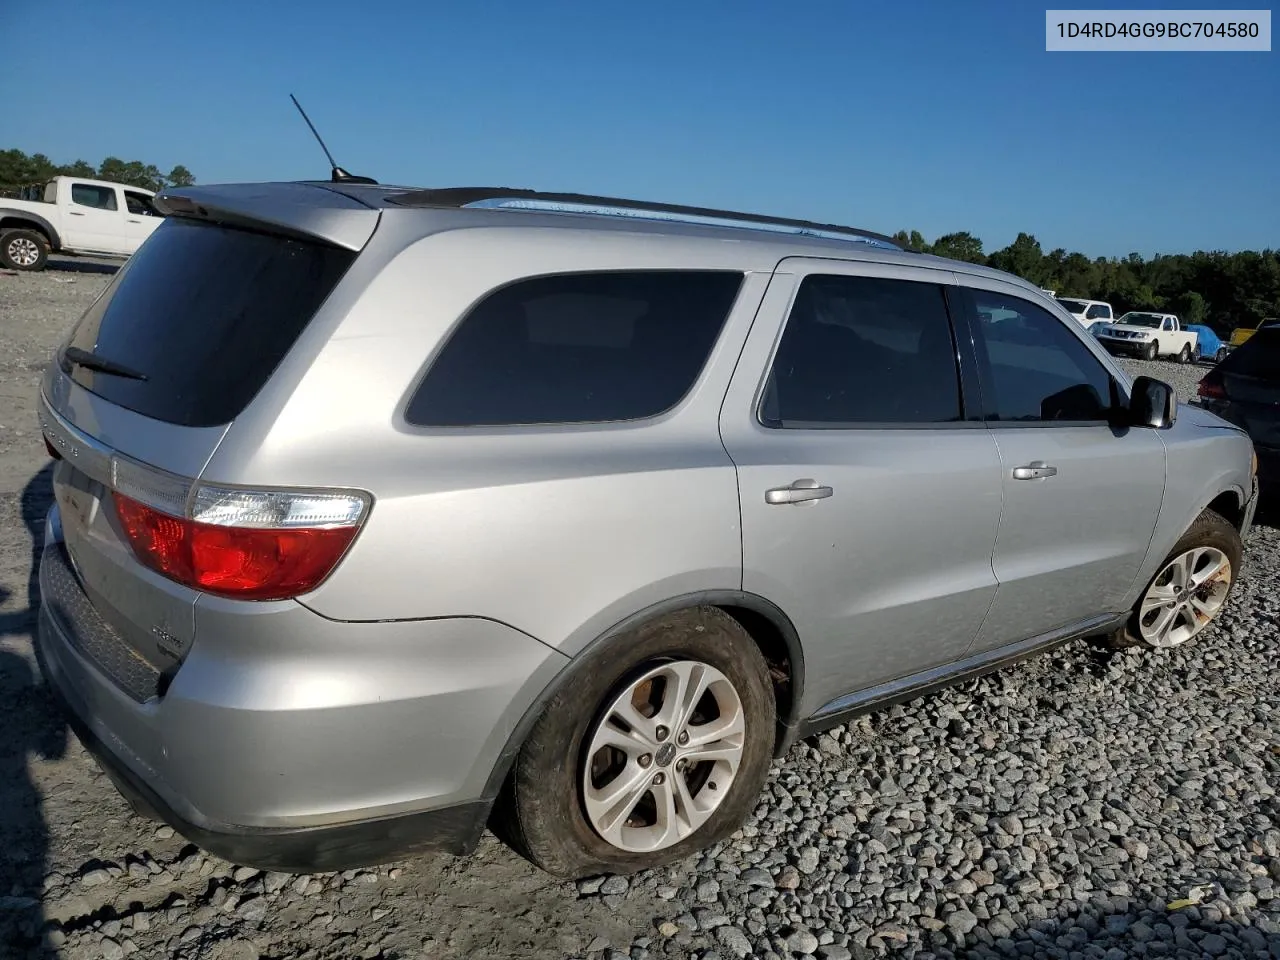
(112, 492), (363, 601)
(1197, 377), (1226, 400)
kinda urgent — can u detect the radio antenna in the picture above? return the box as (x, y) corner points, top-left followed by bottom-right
(289, 94), (378, 185)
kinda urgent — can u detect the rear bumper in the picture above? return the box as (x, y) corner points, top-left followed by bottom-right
(37, 504), (567, 871)
(38, 639), (491, 871)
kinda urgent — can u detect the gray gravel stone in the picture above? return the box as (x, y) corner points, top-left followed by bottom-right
(599, 876), (630, 896)
(786, 929), (819, 954)
(236, 896), (269, 924)
(796, 847), (820, 874)
(714, 925), (752, 958)
(776, 866), (801, 890)
(79, 869), (110, 888)
(946, 909), (978, 937)
(696, 878), (721, 902)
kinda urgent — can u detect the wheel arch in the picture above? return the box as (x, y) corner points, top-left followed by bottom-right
(0, 209), (62, 250)
(1205, 485), (1248, 531)
(480, 590), (806, 802)
(1126, 477), (1249, 610)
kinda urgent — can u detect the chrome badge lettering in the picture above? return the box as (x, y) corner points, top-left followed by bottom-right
(151, 625), (182, 659)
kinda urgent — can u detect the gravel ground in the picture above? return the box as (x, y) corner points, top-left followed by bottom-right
(1, 262), (1277, 960)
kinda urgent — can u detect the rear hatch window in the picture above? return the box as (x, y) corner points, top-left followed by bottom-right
(60, 218), (356, 428)
(1219, 326), (1280, 380)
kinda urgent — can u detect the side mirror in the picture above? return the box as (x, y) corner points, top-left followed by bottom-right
(1129, 375), (1177, 429)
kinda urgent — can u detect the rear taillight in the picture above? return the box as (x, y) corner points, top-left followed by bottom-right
(109, 467), (369, 601)
(1197, 377), (1226, 400)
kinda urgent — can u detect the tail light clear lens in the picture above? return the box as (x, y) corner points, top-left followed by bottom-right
(109, 464), (370, 601)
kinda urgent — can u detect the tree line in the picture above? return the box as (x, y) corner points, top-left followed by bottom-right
(891, 228), (1279, 335)
(0, 148), (194, 194)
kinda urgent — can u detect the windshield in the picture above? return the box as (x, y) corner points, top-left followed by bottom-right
(1118, 312), (1164, 328)
(1056, 298), (1088, 313)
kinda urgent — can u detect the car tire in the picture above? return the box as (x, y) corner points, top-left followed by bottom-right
(1178, 344), (1192, 364)
(1215, 346), (1229, 363)
(0, 228), (50, 271)
(1107, 508), (1242, 650)
(1144, 341), (1159, 362)
(495, 606), (776, 878)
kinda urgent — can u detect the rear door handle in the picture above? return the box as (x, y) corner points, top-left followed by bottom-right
(1012, 461), (1058, 480)
(68, 210), (85, 216)
(765, 479), (833, 505)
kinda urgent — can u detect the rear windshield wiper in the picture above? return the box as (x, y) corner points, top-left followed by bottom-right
(62, 346), (149, 382)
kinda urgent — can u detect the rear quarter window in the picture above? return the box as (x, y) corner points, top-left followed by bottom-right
(406, 271), (744, 426)
(60, 218), (356, 427)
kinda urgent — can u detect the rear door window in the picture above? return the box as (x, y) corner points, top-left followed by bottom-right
(70, 183), (118, 211)
(61, 218), (356, 427)
(760, 274), (963, 426)
(406, 271), (744, 426)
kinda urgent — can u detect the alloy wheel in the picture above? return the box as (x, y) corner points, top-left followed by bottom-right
(1138, 546), (1232, 648)
(581, 660), (745, 853)
(6, 236), (40, 268)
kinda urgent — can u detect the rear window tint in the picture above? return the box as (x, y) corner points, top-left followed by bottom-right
(1220, 327), (1280, 379)
(61, 218), (355, 427)
(407, 271), (744, 426)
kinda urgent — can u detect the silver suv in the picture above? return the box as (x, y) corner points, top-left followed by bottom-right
(36, 182), (1259, 878)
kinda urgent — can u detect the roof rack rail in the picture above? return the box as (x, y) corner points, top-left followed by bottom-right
(385, 187), (906, 251)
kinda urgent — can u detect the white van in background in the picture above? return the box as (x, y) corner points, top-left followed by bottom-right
(1057, 297), (1115, 330)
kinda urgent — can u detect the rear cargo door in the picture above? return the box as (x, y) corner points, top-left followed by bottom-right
(39, 200), (369, 697)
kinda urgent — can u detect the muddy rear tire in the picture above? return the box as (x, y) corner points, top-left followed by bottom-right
(494, 606), (775, 878)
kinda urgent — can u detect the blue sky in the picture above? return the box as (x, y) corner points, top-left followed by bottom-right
(5, 0), (1276, 257)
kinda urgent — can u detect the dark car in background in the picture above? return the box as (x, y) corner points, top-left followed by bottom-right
(1198, 323), (1280, 482)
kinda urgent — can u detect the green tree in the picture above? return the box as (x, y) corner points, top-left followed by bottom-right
(63, 159), (96, 177)
(930, 231), (985, 264)
(891, 229), (930, 253)
(166, 165), (195, 187)
(988, 233), (1047, 284)
(1169, 291), (1208, 326)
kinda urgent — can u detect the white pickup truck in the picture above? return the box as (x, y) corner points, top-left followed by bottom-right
(1094, 311), (1199, 363)
(0, 176), (164, 271)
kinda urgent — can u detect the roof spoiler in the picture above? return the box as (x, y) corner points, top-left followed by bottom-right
(153, 182), (381, 251)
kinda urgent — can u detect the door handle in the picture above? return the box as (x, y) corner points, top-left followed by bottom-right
(68, 210), (85, 216)
(1012, 461), (1058, 480)
(765, 479), (833, 505)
